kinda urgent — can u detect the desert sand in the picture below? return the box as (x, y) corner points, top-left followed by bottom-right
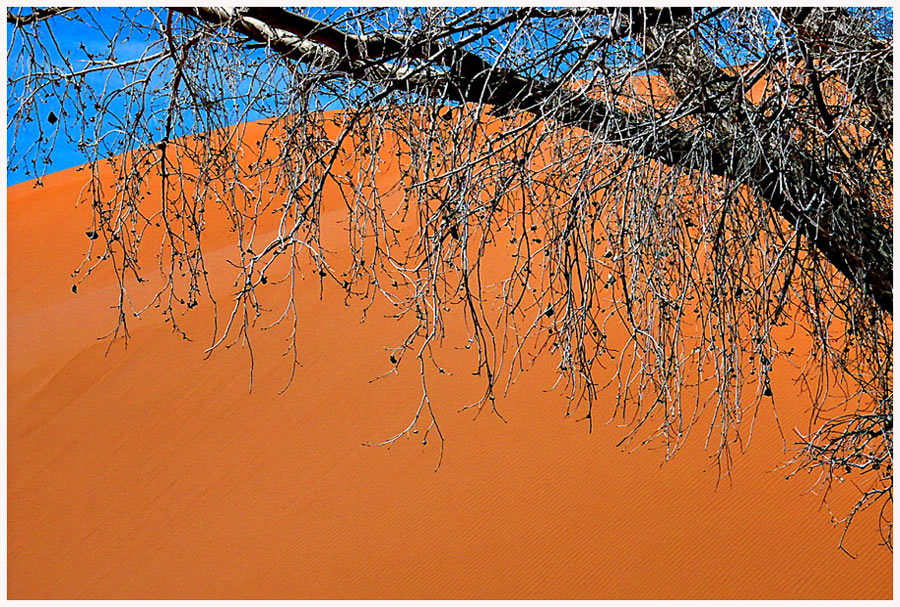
(7, 115), (892, 599)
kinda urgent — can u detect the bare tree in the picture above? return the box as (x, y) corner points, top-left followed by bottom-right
(7, 7), (892, 552)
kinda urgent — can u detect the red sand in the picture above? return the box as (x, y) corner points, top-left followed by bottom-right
(7, 117), (892, 599)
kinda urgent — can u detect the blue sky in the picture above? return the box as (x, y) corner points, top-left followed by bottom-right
(6, 6), (606, 185)
(7, 8), (163, 184)
(7, 7), (297, 185)
(7, 7), (892, 186)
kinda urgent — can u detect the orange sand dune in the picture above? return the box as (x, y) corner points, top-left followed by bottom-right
(7, 116), (892, 599)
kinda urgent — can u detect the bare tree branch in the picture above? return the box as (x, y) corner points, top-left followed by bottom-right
(180, 6), (893, 314)
(6, 7), (75, 26)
